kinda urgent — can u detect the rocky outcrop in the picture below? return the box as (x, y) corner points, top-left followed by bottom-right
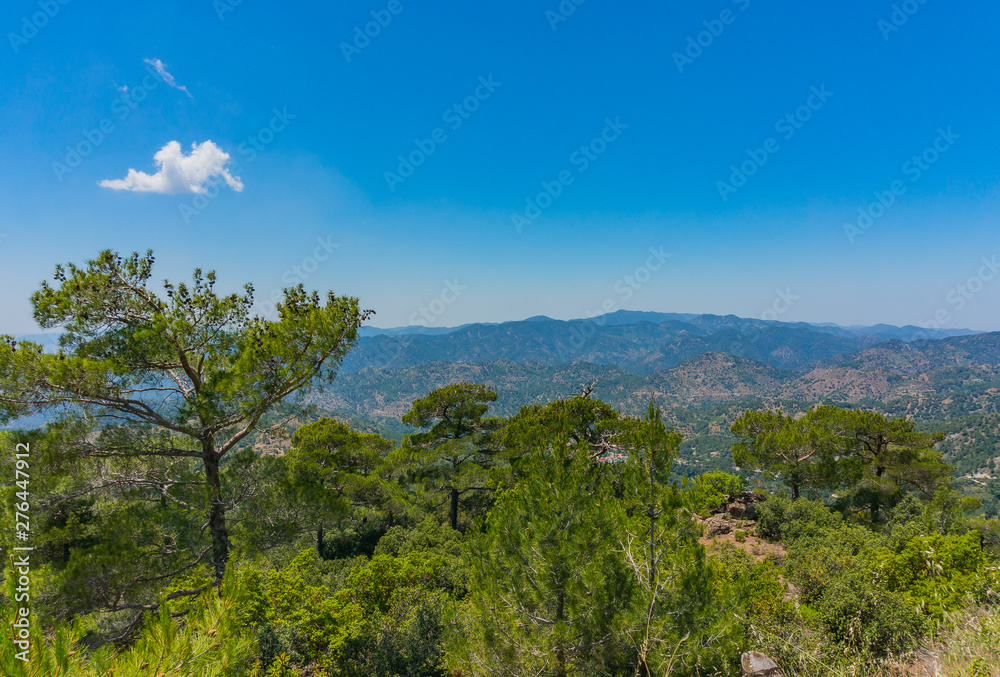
(703, 514), (735, 537)
(726, 492), (764, 520)
(741, 651), (784, 676)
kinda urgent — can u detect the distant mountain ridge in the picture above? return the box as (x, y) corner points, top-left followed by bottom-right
(359, 311), (979, 340)
(321, 332), (1000, 423)
(343, 311), (983, 375)
(10, 315), (1000, 483)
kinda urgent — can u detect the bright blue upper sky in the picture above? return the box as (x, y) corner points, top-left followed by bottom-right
(2, 0), (999, 333)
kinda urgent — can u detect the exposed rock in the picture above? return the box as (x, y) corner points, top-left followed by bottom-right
(703, 514), (734, 537)
(727, 492), (764, 520)
(741, 651), (783, 676)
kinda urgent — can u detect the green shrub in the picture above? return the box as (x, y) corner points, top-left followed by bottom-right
(815, 569), (925, 658)
(256, 623), (308, 671)
(784, 523), (876, 605)
(348, 587), (451, 677)
(879, 531), (989, 616)
(689, 471), (746, 512)
(755, 494), (842, 542)
(713, 544), (792, 625)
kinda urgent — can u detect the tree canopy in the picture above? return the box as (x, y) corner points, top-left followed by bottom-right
(401, 383), (498, 530)
(0, 250), (368, 594)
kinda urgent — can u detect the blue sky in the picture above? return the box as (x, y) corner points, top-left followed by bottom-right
(1, 0), (999, 334)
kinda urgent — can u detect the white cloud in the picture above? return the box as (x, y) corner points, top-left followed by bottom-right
(143, 58), (192, 98)
(99, 141), (244, 194)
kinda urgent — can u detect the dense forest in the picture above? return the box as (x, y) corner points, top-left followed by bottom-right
(1, 252), (998, 676)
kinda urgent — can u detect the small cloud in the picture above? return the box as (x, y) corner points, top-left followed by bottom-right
(99, 140), (244, 194)
(114, 82), (128, 93)
(144, 58), (192, 98)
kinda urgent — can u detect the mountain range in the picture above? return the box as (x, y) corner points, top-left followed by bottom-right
(344, 311), (982, 375)
(318, 312), (1000, 486)
(10, 312), (1000, 489)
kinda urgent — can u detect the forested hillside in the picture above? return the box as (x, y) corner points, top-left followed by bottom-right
(317, 330), (1000, 502)
(1, 253), (998, 676)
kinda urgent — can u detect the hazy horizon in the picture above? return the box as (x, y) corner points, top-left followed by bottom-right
(11, 307), (989, 339)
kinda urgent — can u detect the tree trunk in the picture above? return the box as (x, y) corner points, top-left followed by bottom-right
(648, 469), (657, 586)
(871, 465), (886, 522)
(648, 511), (656, 586)
(449, 486), (459, 530)
(317, 524), (324, 558)
(204, 445), (230, 586)
(555, 589), (566, 677)
(791, 482), (799, 500)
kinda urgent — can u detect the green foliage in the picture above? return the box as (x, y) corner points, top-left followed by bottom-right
(731, 409), (837, 498)
(879, 531), (988, 616)
(714, 545), (793, 626)
(374, 517), (463, 560)
(283, 418), (398, 556)
(617, 401), (737, 676)
(0, 249), (367, 592)
(754, 493), (842, 542)
(785, 522), (878, 606)
(0, 565), (255, 676)
(6, 273), (1000, 677)
(231, 547), (458, 675)
(810, 405), (950, 522)
(372, 517), (468, 596)
(490, 394), (641, 484)
(814, 567), (925, 659)
(401, 383), (498, 440)
(922, 486), (981, 536)
(349, 587), (451, 677)
(687, 471), (746, 513)
(451, 439), (634, 677)
(402, 383), (498, 530)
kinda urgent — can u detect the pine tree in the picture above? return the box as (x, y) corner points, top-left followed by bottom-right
(0, 250), (367, 592)
(401, 383), (498, 530)
(452, 436), (633, 677)
(618, 400), (727, 676)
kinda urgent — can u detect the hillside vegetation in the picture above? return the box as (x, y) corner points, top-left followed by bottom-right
(0, 252), (997, 676)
